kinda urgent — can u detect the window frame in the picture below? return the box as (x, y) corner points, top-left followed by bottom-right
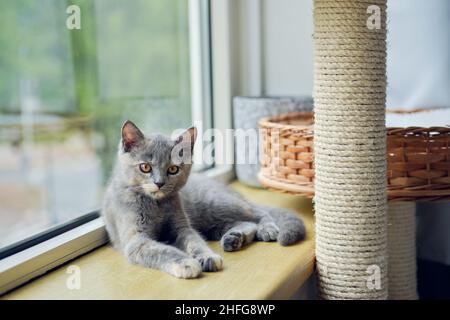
(0, 0), (236, 295)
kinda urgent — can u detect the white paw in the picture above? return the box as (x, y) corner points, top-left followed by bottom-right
(168, 258), (202, 279)
(195, 253), (223, 272)
(256, 223), (279, 242)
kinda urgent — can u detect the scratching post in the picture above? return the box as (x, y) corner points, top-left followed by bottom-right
(314, 0), (388, 299)
(388, 202), (418, 300)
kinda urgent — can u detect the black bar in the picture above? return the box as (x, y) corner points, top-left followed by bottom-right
(0, 211), (100, 260)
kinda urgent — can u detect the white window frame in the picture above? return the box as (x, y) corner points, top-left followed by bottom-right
(0, 0), (237, 295)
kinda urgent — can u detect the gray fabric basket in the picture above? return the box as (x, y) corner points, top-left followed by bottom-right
(233, 96), (314, 187)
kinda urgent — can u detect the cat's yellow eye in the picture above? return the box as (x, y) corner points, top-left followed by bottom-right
(139, 163), (152, 173)
(167, 165), (179, 175)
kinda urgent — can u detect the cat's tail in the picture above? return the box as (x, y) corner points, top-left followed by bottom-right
(253, 205), (306, 246)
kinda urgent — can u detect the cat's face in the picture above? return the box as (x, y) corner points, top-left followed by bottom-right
(117, 121), (196, 200)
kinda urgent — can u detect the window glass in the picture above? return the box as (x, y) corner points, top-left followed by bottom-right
(0, 0), (196, 250)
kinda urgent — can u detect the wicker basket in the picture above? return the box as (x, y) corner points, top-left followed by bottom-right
(258, 110), (450, 201)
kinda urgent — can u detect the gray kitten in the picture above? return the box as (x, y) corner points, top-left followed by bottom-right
(102, 121), (305, 279)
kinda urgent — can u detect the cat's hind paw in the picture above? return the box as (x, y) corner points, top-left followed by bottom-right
(168, 258), (202, 279)
(195, 253), (223, 272)
(256, 222), (279, 242)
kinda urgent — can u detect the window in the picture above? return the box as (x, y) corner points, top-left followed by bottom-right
(0, 0), (212, 257)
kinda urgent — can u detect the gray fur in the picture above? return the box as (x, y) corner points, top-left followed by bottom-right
(102, 121), (306, 279)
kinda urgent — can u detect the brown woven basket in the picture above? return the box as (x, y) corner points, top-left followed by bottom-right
(258, 110), (450, 201)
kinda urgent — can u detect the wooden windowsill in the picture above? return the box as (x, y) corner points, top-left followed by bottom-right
(3, 182), (315, 300)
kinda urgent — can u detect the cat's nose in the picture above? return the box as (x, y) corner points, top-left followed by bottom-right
(154, 181), (165, 189)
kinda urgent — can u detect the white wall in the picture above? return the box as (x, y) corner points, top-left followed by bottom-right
(236, 0), (450, 105)
(387, 0), (450, 109)
(233, 0), (313, 97)
(262, 0), (313, 96)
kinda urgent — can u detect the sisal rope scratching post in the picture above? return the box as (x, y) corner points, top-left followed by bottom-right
(388, 202), (418, 300)
(314, 0), (388, 299)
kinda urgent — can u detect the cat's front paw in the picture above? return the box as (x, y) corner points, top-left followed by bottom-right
(256, 222), (279, 242)
(194, 253), (223, 272)
(167, 258), (202, 279)
(221, 231), (244, 252)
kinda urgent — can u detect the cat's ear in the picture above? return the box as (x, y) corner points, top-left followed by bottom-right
(121, 120), (144, 152)
(175, 126), (197, 151)
(172, 127), (197, 164)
